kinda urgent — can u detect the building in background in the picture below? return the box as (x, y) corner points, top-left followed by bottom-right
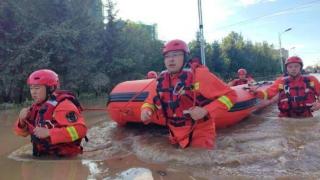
(141, 23), (158, 40)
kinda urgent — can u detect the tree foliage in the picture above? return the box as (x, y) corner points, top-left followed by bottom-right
(190, 32), (280, 80)
(1, 0), (281, 103)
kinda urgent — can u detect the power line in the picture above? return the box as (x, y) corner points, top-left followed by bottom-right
(297, 51), (320, 54)
(294, 49), (320, 54)
(215, 0), (320, 30)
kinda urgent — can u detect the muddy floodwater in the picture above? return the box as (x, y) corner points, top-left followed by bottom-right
(1, 75), (320, 180)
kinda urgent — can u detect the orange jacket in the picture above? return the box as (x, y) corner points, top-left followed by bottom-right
(14, 99), (87, 145)
(142, 66), (237, 122)
(256, 75), (320, 100)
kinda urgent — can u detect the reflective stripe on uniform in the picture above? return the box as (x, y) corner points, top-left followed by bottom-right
(262, 90), (268, 100)
(310, 81), (315, 87)
(141, 103), (155, 111)
(66, 126), (79, 141)
(217, 95), (233, 110)
(192, 82), (200, 90)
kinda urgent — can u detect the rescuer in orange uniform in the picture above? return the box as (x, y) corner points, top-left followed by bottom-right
(146, 71), (158, 79)
(228, 68), (255, 86)
(250, 56), (320, 117)
(140, 39), (237, 149)
(14, 69), (87, 157)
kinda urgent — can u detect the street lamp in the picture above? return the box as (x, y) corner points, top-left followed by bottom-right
(278, 28), (292, 73)
(197, 0), (206, 66)
(290, 46), (296, 56)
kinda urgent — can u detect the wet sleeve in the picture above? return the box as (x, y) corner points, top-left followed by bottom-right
(194, 67), (237, 114)
(248, 77), (256, 83)
(257, 77), (282, 100)
(49, 100), (87, 144)
(141, 80), (157, 112)
(309, 76), (320, 96)
(13, 119), (29, 137)
(228, 79), (236, 86)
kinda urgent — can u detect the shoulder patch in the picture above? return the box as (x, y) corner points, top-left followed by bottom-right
(66, 111), (78, 123)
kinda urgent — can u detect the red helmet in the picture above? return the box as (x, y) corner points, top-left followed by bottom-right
(162, 39), (190, 55)
(147, 71), (157, 79)
(285, 56), (303, 67)
(27, 69), (59, 87)
(238, 68), (247, 75)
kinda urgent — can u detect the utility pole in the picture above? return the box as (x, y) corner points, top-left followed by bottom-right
(197, 0), (206, 66)
(278, 28), (292, 73)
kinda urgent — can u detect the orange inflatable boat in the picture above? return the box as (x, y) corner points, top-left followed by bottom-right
(107, 79), (274, 128)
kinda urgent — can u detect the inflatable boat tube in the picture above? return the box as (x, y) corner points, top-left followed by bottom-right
(107, 79), (273, 128)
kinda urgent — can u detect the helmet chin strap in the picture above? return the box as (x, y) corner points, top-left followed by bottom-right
(168, 53), (190, 74)
(46, 86), (57, 101)
(34, 86), (55, 105)
(287, 71), (301, 78)
(182, 54), (191, 69)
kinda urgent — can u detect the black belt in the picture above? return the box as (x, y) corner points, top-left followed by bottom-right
(169, 116), (209, 127)
(288, 96), (305, 102)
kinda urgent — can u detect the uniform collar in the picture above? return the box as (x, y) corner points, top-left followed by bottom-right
(288, 74), (303, 81)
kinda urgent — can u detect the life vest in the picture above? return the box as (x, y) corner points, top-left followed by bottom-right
(153, 69), (212, 146)
(233, 79), (248, 86)
(278, 75), (317, 117)
(25, 90), (84, 157)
